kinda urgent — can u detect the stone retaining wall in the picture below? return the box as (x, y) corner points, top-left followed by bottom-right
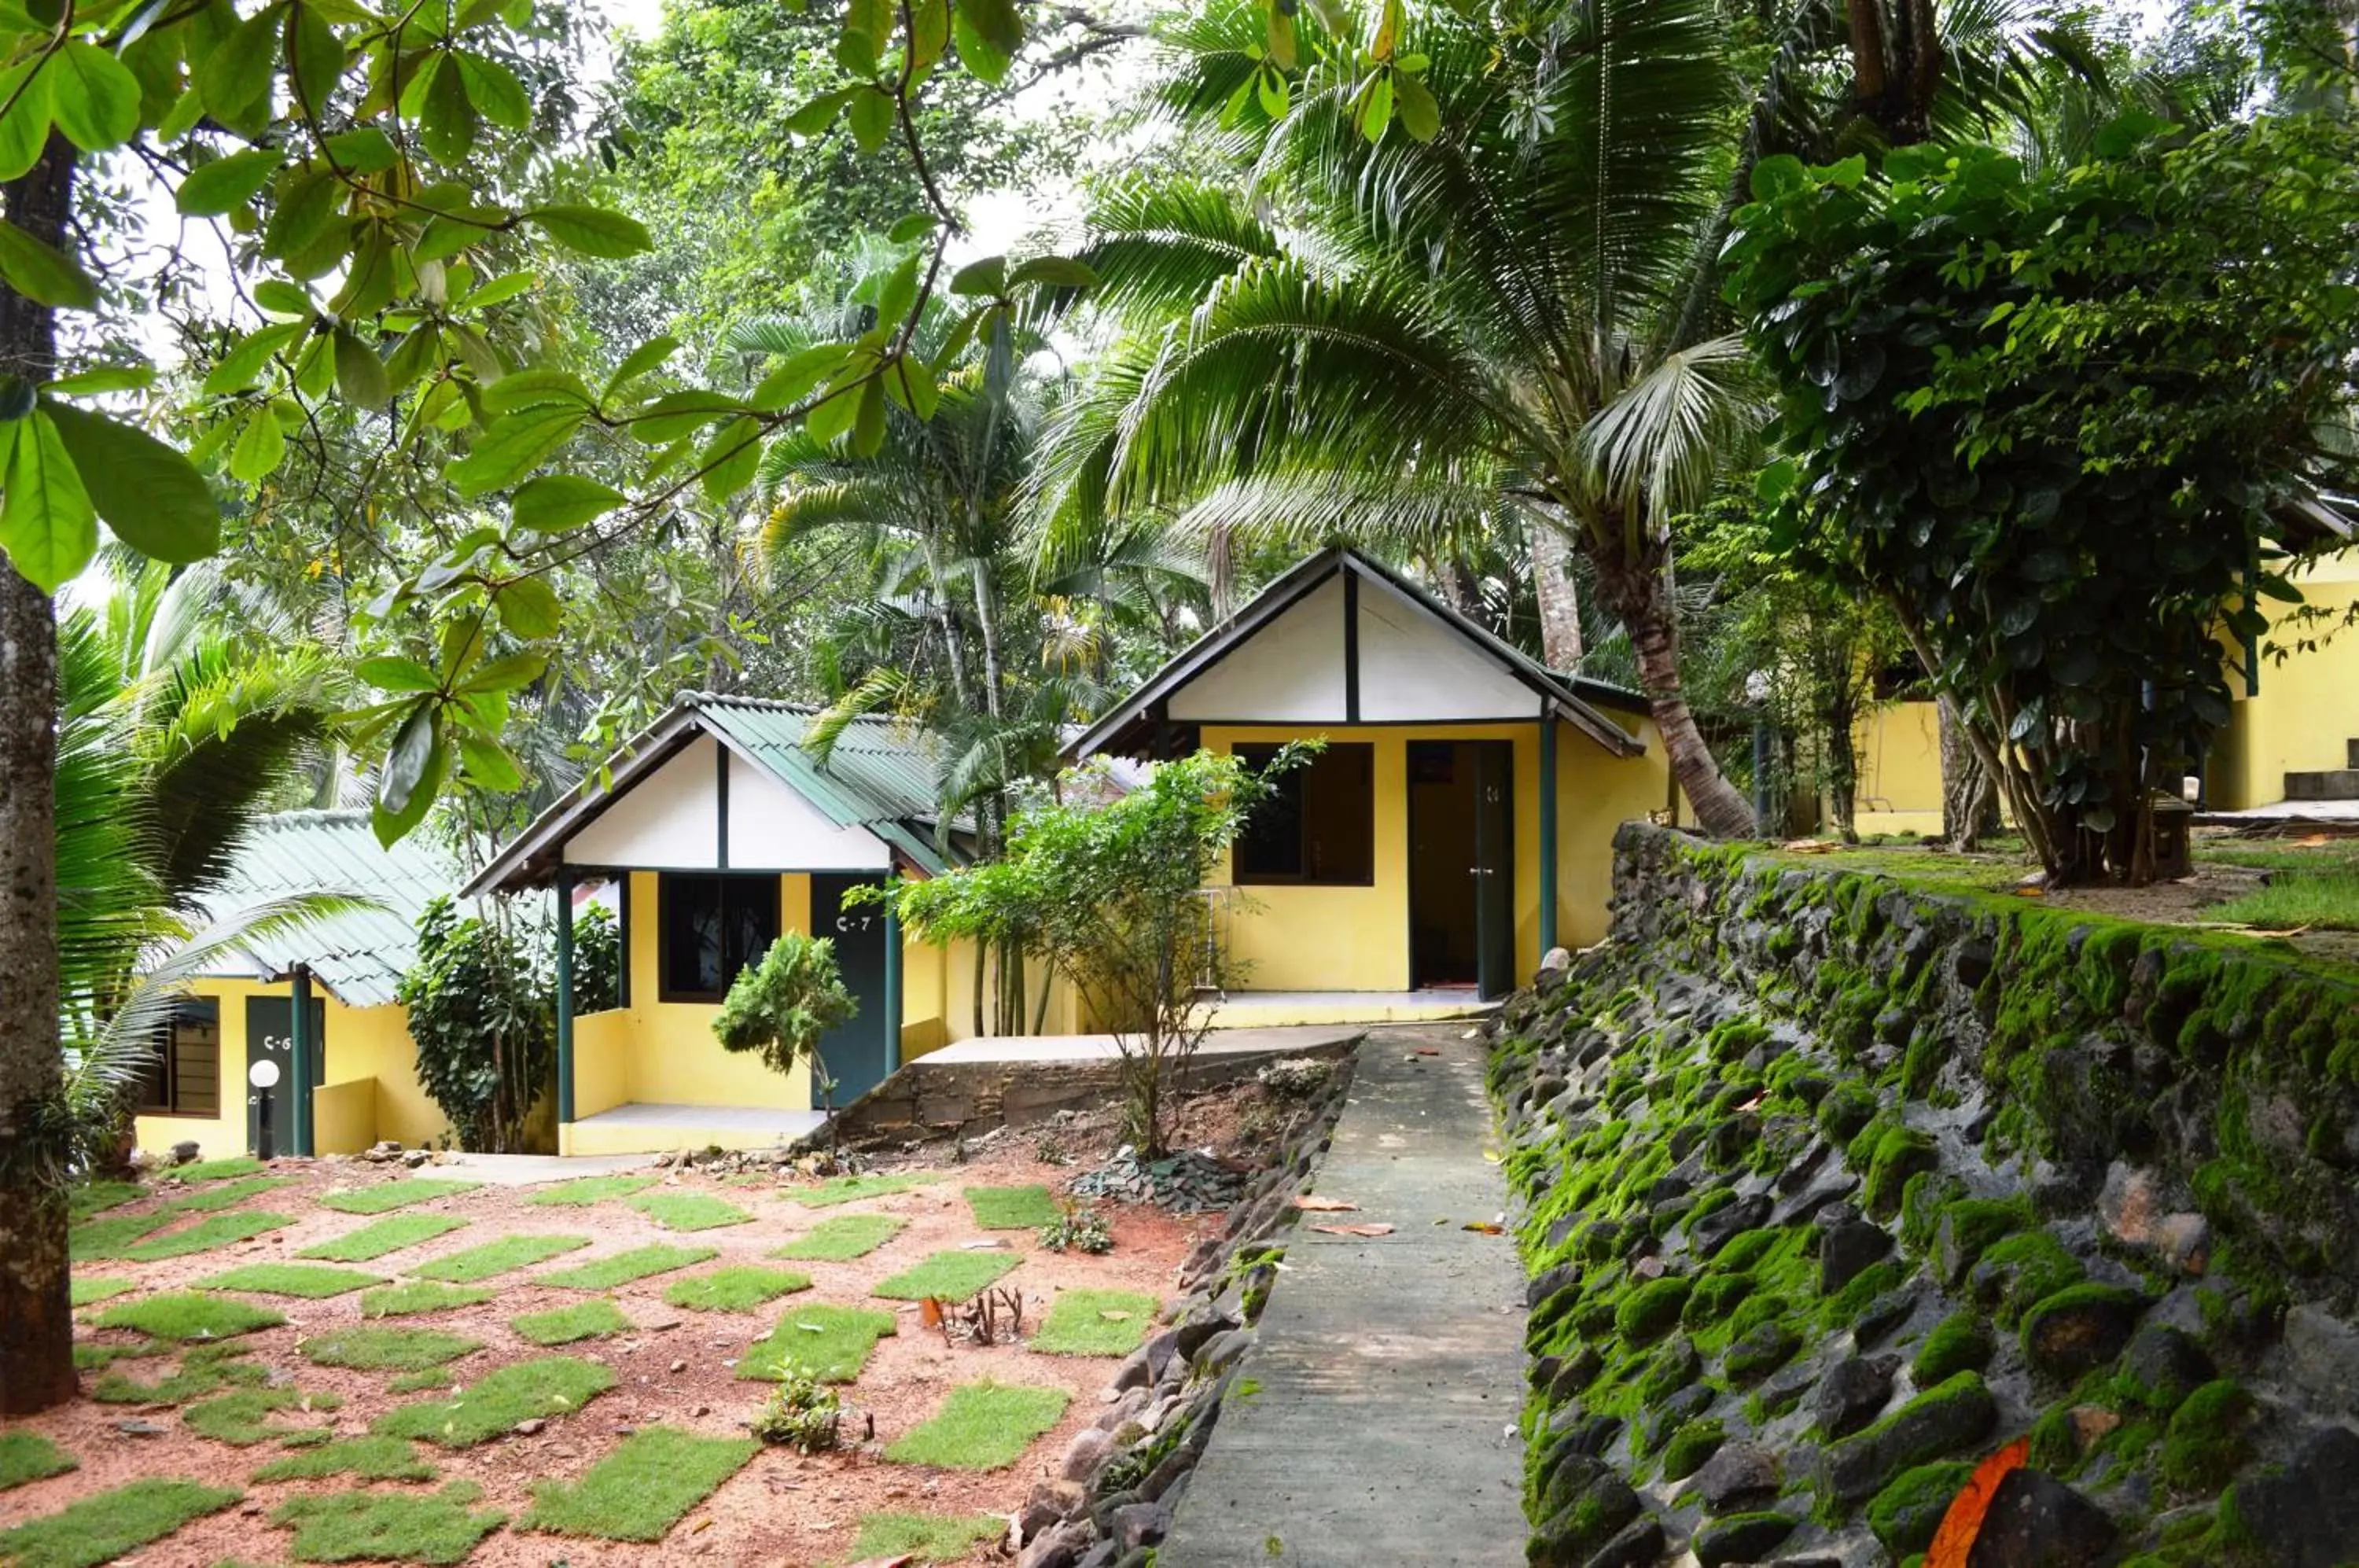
(1489, 822), (2359, 1566)
(1012, 1054), (1358, 1568)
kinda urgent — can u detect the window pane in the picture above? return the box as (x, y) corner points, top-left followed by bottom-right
(1234, 743), (1375, 886)
(173, 1006), (221, 1117)
(723, 879), (781, 985)
(662, 874), (725, 999)
(1235, 747), (1305, 879)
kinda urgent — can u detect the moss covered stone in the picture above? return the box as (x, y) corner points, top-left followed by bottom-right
(1724, 1320), (1801, 1384)
(1818, 1080), (1879, 1143)
(2021, 1283), (2149, 1380)
(1933, 1198), (2029, 1286)
(1634, 1338), (1703, 1405)
(1910, 1310), (1993, 1386)
(1613, 1276), (1691, 1344)
(1660, 1419), (1724, 1482)
(1694, 1511), (1797, 1567)
(1820, 1372), (1998, 1505)
(1868, 1461), (1977, 1556)
(2159, 1380), (2251, 1494)
(1682, 1272), (1752, 1331)
(1971, 1230), (2085, 1327)
(1862, 1126), (1939, 1219)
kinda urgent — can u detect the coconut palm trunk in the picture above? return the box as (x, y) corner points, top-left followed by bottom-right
(0, 135), (78, 1415)
(1590, 541), (1757, 837)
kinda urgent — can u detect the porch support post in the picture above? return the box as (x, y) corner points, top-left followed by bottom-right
(289, 966), (315, 1157)
(1538, 717), (1559, 956)
(554, 866), (576, 1126)
(883, 891), (903, 1076)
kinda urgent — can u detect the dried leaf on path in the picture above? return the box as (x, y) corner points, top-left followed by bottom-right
(1462, 1221), (1505, 1235)
(1311, 1224), (1394, 1237)
(1293, 1194), (1356, 1212)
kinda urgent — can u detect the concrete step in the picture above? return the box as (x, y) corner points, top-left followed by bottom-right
(2287, 768), (2359, 802)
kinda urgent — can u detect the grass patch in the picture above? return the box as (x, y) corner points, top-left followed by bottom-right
(359, 1281), (492, 1318)
(317, 1179), (484, 1216)
(0, 1433), (75, 1491)
(539, 1243), (716, 1290)
(739, 1304), (898, 1383)
(511, 1299), (632, 1346)
(270, 1482), (504, 1566)
(518, 1426), (757, 1542)
(784, 1172), (943, 1207)
(72, 1338), (161, 1371)
(885, 1381), (1072, 1470)
(68, 1180), (142, 1219)
(67, 1211), (167, 1261)
(119, 1211), (296, 1263)
(773, 1213), (906, 1261)
(850, 1511), (1007, 1563)
(965, 1184), (1060, 1230)
(626, 1191), (753, 1231)
(158, 1175), (291, 1214)
(178, 1157), (268, 1181)
(297, 1213), (468, 1262)
(2197, 839), (2359, 873)
(190, 1264), (384, 1299)
(873, 1250), (1020, 1301)
(183, 1386), (341, 1446)
(0, 1478), (241, 1568)
(2206, 871), (2359, 932)
(390, 1368), (455, 1392)
(300, 1327), (482, 1372)
(411, 1234), (590, 1283)
(94, 1292), (285, 1342)
(1032, 1289), (1159, 1356)
(251, 1436), (436, 1484)
(68, 1275), (137, 1306)
(372, 1356), (616, 1448)
(92, 1345), (265, 1405)
(524, 1173), (657, 1206)
(663, 1266), (811, 1312)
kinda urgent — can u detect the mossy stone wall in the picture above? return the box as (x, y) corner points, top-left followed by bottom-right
(1490, 823), (2359, 1568)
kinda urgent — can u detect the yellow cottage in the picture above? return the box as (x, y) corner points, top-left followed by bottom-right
(131, 810), (454, 1163)
(1069, 547), (1675, 1004)
(465, 694), (1047, 1155)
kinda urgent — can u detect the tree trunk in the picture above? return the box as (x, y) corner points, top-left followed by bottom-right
(0, 136), (77, 1415)
(1591, 541), (1756, 838)
(1530, 524), (1584, 670)
(1938, 696), (1998, 851)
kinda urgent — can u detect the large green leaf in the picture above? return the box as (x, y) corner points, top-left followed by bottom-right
(44, 403), (219, 564)
(447, 406), (587, 496)
(372, 703), (446, 845)
(510, 474), (624, 534)
(0, 60), (54, 182)
(0, 220), (98, 310)
(177, 148), (285, 215)
(523, 205), (653, 259)
(197, 2), (285, 122)
(50, 42), (142, 152)
(0, 410), (97, 593)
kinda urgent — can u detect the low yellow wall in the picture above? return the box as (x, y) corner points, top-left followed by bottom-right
(2209, 550), (2359, 809)
(312, 1078), (376, 1154)
(1198, 719), (1665, 992)
(131, 978), (446, 1161)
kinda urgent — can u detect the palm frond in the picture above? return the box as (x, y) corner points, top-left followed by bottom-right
(1577, 333), (1762, 540)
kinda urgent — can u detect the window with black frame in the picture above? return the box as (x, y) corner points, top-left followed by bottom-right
(134, 999), (222, 1117)
(1233, 742), (1376, 885)
(658, 874), (781, 1002)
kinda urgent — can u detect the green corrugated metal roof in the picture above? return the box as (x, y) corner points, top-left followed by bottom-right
(199, 809), (458, 1008)
(691, 695), (955, 874)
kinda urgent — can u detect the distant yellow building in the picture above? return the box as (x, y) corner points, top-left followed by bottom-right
(131, 811), (452, 1163)
(1069, 548), (1675, 1000)
(1844, 546), (2359, 829)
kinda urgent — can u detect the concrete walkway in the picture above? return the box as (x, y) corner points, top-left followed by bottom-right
(915, 1024), (1362, 1066)
(1159, 1024), (1529, 1568)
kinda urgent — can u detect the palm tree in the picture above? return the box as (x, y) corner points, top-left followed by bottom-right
(730, 284), (1209, 1032)
(55, 556), (351, 1168)
(1035, 0), (1764, 834)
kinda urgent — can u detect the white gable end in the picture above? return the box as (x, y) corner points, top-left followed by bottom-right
(565, 734), (723, 867)
(1167, 575), (1349, 722)
(725, 751), (890, 870)
(1356, 575), (1540, 720)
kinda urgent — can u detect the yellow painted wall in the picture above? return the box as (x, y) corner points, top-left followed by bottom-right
(2208, 549), (2359, 809)
(131, 977), (446, 1162)
(1852, 701), (1946, 837)
(1198, 719), (1667, 992)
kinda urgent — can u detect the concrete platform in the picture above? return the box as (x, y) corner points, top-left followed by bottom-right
(1159, 1024), (1527, 1566)
(559, 1102), (828, 1157)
